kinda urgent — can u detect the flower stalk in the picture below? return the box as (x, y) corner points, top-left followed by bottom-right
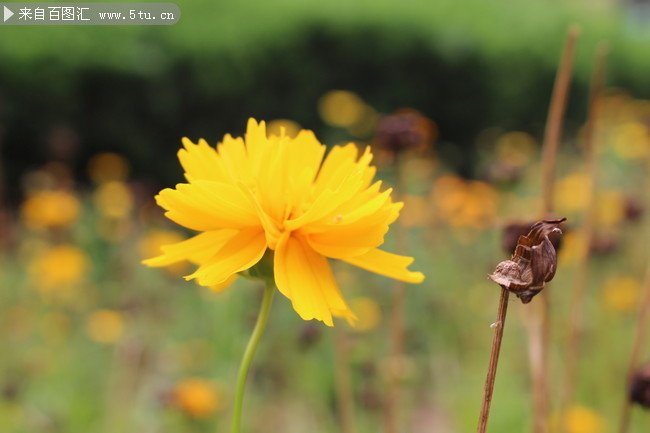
(477, 287), (510, 433)
(559, 42), (608, 424)
(619, 262), (650, 433)
(231, 282), (275, 433)
(534, 25), (579, 433)
(481, 219), (565, 432)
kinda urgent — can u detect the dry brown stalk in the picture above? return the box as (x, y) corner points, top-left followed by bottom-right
(479, 219), (565, 433)
(532, 25), (580, 433)
(619, 153), (650, 433)
(477, 288), (510, 433)
(619, 263), (650, 433)
(559, 43), (608, 425)
(541, 25), (580, 217)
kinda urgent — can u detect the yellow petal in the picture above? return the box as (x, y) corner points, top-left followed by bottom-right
(304, 189), (400, 234)
(254, 134), (291, 222)
(343, 248), (425, 283)
(286, 130), (326, 203)
(157, 181), (259, 231)
(244, 119), (270, 165)
(286, 146), (377, 230)
(284, 188), (342, 231)
(305, 223), (387, 259)
(210, 274), (238, 293)
(218, 134), (251, 182)
(328, 182), (391, 224)
(142, 230), (238, 267)
(178, 138), (229, 183)
(312, 144), (359, 196)
(274, 233), (356, 326)
(313, 145), (375, 197)
(185, 228), (267, 286)
(237, 182), (283, 250)
(303, 197), (402, 258)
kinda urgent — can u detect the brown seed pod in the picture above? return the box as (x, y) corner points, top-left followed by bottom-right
(489, 218), (567, 303)
(374, 109), (437, 155)
(624, 196), (644, 222)
(630, 363), (650, 409)
(502, 220), (565, 255)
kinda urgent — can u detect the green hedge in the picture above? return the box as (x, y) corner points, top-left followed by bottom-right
(0, 0), (648, 190)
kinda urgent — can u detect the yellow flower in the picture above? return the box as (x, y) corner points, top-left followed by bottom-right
(558, 231), (587, 266)
(144, 119), (424, 326)
(602, 276), (640, 313)
(348, 297), (382, 332)
(555, 173), (592, 214)
(21, 190), (80, 229)
(85, 310), (125, 344)
(611, 122), (649, 160)
(561, 405), (605, 433)
(595, 190), (625, 227)
(93, 181), (134, 219)
(173, 378), (222, 419)
(29, 245), (89, 292)
(495, 131), (538, 167)
(318, 90), (367, 128)
(87, 152), (130, 184)
(431, 176), (498, 229)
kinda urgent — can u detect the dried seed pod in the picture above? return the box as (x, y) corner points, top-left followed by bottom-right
(624, 196), (644, 222)
(375, 109), (437, 155)
(630, 364), (650, 409)
(590, 233), (619, 256)
(502, 220), (565, 255)
(489, 218), (567, 303)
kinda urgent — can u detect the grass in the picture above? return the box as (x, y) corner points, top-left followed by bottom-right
(1, 135), (648, 432)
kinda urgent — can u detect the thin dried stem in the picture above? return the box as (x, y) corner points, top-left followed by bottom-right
(541, 25), (580, 217)
(385, 153), (409, 433)
(619, 152), (650, 433)
(530, 25), (580, 433)
(333, 326), (357, 433)
(559, 43), (608, 423)
(529, 300), (549, 433)
(619, 262), (650, 433)
(477, 288), (510, 433)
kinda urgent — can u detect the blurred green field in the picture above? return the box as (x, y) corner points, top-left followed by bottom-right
(1, 90), (649, 432)
(1, 0), (650, 432)
(2, 0), (650, 187)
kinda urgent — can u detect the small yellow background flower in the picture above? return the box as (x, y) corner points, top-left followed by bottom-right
(173, 378), (222, 419)
(144, 119), (424, 326)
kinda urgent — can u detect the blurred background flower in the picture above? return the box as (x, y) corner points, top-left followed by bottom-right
(172, 378), (223, 419)
(20, 191), (80, 230)
(29, 245), (89, 299)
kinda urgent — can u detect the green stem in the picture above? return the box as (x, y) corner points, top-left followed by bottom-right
(231, 282), (275, 433)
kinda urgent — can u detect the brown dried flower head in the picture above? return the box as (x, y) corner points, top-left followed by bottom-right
(630, 363), (650, 409)
(488, 218), (567, 304)
(502, 220), (565, 255)
(375, 109), (437, 155)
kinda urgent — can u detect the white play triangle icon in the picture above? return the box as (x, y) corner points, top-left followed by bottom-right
(3, 5), (14, 22)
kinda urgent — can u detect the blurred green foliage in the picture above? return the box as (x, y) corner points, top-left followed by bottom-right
(1, 0), (649, 191)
